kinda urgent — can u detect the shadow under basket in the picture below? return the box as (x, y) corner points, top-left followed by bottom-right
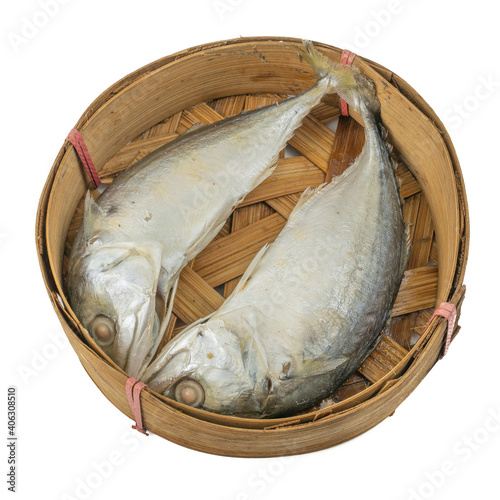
(36, 37), (469, 457)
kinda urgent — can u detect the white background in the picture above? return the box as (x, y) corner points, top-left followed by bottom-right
(2, 1), (499, 499)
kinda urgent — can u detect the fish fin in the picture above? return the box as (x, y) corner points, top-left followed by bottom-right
(83, 191), (104, 242)
(228, 243), (270, 298)
(184, 217), (227, 258)
(183, 122), (204, 135)
(283, 355), (348, 380)
(163, 274), (179, 330)
(242, 333), (269, 383)
(289, 183), (328, 219)
(226, 310), (269, 381)
(137, 274), (180, 379)
(266, 152), (280, 178)
(244, 152), (280, 193)
(401, 223), (412, 272)
(379, 123), (395, 156)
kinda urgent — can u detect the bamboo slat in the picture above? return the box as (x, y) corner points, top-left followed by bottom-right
(176, 103), (224, 134)
(210, 95), (246, 117)
(193, 213), (286, 287)
(100, 150), (150, 183)
(266, 193), (302, 219)
(430, 236), (438, 264)
(389, 308), (434, 349)
(358, 335), (408, 383)
(213, 218), (232, 240)
(288, 115), (335, 171)
(154, 313), (178, 357)
(239, 157), (325, 207)
(141, 111), (182, 139)
(244, 94), (283, 109)
(127, 150), (150, 168)
(173, 267), (225, 324)
(310, 93), (341, 123)
(224, 203), (274, 297)
(402, 193), (421, 245)
(396, 163), (420, 199)
(392, 266), (438, 316)
(231, 203), (275, 228)
(332, 374), (370, 403)
(326, 116), (364, 182)
(100, 134), (178, 178)
(406, 195), (434, 269)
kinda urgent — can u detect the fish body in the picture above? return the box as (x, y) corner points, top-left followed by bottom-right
(142, 44), (409, 418)
(68, 48), (350, 379)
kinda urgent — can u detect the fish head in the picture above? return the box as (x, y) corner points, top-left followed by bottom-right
(143, 319), (259, 415)
(68, 242), (162, 378)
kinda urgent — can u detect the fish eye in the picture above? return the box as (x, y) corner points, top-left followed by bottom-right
(89, 315), (115, 347)
(174, 378), (205, 408)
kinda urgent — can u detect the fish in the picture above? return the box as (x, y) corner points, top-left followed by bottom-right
(67, 42), (355, 379)
(141, 42), (410, 418)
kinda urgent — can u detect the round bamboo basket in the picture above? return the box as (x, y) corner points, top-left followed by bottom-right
(36, 37), (469, 457)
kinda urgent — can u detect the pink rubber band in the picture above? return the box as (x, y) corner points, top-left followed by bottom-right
(340, 50), (357, 116)
(66, 128), (101, 189)
(125, 377), (149, 436)
(420, 302), (457, 359)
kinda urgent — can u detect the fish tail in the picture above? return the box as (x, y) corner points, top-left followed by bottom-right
(297, 40), (356, 92)
(298, 40), (380, 119)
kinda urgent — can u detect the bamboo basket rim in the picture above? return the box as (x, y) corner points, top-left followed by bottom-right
(36, 37), (469, 454)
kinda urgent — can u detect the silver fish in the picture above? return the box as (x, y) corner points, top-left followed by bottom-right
(141, 43), (409, 418)
(68, 43), (353, 379)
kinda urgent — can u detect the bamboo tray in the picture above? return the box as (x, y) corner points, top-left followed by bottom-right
(36, 37), (469, 457)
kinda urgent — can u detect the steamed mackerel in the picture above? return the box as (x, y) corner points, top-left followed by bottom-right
(68, 45), (352, 379)
(142, 44), (409, 418)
